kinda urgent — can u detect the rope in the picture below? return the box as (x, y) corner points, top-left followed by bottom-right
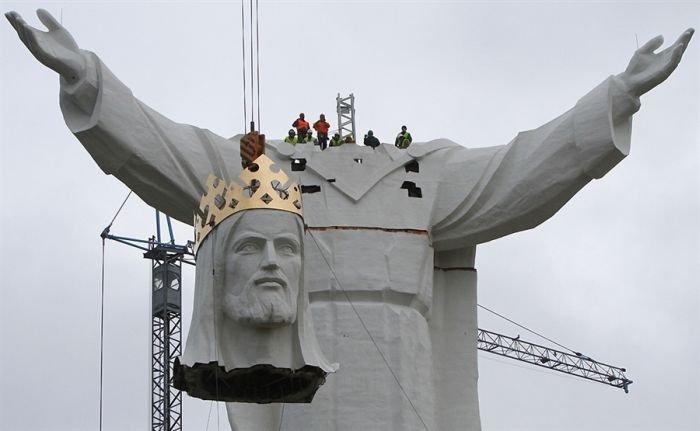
(249, 0), (254, 130)
(205, 401), (214, 431)
(210, 229), (222, 431)
(477, 304), (577, 354)
(97, 190), (132, 431)
(255, 0), (261, 130)
(307, 230), (431, 431)
(277, 404), (285, 431)
(240, 0), (262, 132)
(241, 0), (247, 132)
(99, 238), (106, 431)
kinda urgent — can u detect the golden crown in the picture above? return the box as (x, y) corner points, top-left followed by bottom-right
(194, 154), (302, 254)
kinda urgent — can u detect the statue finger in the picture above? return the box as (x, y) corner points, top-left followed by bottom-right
(659, 30), (692, 62)
(37, 8), (61, 31)
(5, 11), (26, 34)
(673, 28), (694, 56)
(4, 11), (20, 30)
(674, 28), (695, 47)
(659, 29), (693, 58)
(638, 34), (664, 54)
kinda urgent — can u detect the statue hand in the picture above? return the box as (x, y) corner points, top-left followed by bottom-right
(618, 28), (694, 97)
(5, 9), (86, 82)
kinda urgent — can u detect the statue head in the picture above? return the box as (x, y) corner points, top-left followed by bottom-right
(177, 155), (337, 403)
(220, 210), (302, 328)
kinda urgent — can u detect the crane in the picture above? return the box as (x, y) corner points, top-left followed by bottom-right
(101, 208), (193, 431)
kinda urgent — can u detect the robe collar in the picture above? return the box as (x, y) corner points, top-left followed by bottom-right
(266, 139), (460, 202)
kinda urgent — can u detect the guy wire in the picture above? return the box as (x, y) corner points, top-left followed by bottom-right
(249, 0), (254, 130)
(277, 403), (285, 431)
(477, 304), (577, 354)
(255, 0), (261, 130)
(99, 238), (106, 431)
(210, 228), (222, 431)
(97, 190), (133, 431)
(241, 0), (247, 132)
(205, 400), (214, 431)
(107, 190), (132, 230)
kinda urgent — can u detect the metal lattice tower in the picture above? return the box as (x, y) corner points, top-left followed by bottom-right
(102, 209), (192, 431)
(149, 246), (183, 431)
(336, 93), (356, 141)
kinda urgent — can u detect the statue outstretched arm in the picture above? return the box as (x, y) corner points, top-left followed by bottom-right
(431, 30), (694, 250)
(6, 9), (237, 225)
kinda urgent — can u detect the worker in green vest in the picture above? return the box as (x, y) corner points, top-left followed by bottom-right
(284, 129), (298, 145)
(329, 133), (342, 147)
(394, 125), (412, 149)
(304, 130), (318, 144)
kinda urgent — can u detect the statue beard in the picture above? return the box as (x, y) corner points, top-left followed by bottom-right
(222, 285), (297, 328)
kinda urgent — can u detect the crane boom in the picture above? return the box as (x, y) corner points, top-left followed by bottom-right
(478, 328), (633, 392)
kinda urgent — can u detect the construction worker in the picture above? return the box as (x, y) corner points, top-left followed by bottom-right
(329, 133), (342, 147)
(363, 130), (380, 149)
(313, 114), (331, 150)
(292, 113), (310, 138)
(304, 130), (318, 144)
(343, 134), (355, 144)
(395, 125), (412, 149)
(284, 129), (298, 145)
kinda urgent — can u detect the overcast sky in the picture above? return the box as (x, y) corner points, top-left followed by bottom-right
(1, 1), (698, 431)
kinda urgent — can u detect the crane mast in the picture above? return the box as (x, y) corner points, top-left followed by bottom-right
(102, 209), (193, 431)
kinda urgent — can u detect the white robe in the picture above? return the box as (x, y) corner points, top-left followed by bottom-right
(60, 50), (639, 431)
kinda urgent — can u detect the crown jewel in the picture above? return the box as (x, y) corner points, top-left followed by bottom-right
(194, 154), (302, 254)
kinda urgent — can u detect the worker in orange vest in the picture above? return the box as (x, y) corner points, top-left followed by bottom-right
(292, 113), (310, 139)
(313, 114), (331, 150)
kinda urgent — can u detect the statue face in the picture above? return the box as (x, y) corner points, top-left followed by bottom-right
(222, 211), (302, 328)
